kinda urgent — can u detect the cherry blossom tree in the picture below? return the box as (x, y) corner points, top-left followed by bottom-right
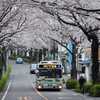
(0, 0), (27, 78)
(31, 0), (100, 83)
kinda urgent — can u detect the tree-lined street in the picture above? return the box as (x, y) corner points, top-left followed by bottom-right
(1, 60), (99, 100)
(0, 0), (100, 99)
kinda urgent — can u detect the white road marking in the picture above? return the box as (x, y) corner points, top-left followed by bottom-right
(58, 97), (63, 99)
(58, 96), (72, 99)
(1, 81), (12, 100)
(72, 93), (79, 96)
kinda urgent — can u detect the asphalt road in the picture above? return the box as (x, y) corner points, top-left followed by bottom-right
(2, 61), (100, 100)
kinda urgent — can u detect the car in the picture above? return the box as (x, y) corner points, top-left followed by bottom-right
(30, 64), (38, 74)
(16, 57), (23, 64)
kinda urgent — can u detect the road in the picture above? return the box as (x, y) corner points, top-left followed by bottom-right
(2, 61), (99, 100)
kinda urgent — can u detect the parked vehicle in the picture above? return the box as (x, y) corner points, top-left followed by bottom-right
(30, 64), (38, 74)
(16, 57), (23, 64)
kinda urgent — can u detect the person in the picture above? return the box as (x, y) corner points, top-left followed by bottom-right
(79, 75), (86, 93)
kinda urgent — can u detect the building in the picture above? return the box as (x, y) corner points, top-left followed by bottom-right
(58, 44), (67, 73)
(78, 46), (100, 81)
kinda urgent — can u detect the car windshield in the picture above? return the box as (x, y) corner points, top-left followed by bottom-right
(38, 68), (62, 78)
(17, 58), (22, 61)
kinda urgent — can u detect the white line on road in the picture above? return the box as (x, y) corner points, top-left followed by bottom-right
(1, 81), (12, 100)
(58, 96), (72, 100)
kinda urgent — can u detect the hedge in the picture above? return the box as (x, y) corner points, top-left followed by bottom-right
(84, 82), (93, 93)
(65, 78), (100, 97)
(90, 84), (100, 97)
(66, 79), (78, 89)
(0, 65), (12, 91)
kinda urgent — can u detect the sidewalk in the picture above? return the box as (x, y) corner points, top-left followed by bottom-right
(62, 74), (100, 100)
(64, 88), (100, 100)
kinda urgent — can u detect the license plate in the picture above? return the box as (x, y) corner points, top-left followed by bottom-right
(44, 84), (52, 88)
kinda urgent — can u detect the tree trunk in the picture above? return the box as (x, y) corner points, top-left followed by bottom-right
(0, 53), (3, 79)
(2, 52), (7, 72)
(91, 37), (100, 84)
(2, 47), (7, 72)
(39, 49), (42, 62)
(71, 42), (77, 79)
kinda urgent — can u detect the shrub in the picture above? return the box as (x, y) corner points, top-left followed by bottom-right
(13, 52), (17, 58)
(90, 84), (100, 97)
(66, 79), (78, 89)
(8, 56), (16, 60)
(0, 73), (8, 91)
(23, 58), (30, 63)
(9, 52), (17, 60)
(84, 82), (93, 93)
(0, 65), (12, 91)
(74, 82), (81, 93)
(23, 57), (34, 63)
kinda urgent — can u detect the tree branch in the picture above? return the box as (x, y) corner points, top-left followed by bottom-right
(47, 36), (73, 55)
(57, 14), (77, 27)
(0, 29), (24, 44)
(75, 7), (100, 12)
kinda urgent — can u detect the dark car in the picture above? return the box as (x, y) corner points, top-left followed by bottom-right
(30, 64), (37, 74)
(16, 57), (23, 64)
